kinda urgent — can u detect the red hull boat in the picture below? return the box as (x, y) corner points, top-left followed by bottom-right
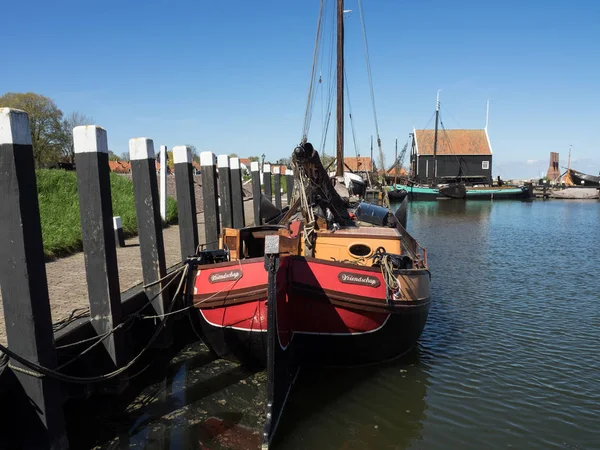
(192, 220), (431, 367)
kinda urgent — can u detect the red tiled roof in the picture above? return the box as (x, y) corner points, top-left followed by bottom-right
(108, 161), (131, 173)
(239, 158), (251, 166)
(192, 161), (201, 171)
(414, 129), (491, 156)
(344, 157), (373, 172)
(386, 166), (408, 176)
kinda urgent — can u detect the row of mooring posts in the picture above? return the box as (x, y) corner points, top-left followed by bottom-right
(0, 106), (295, 449)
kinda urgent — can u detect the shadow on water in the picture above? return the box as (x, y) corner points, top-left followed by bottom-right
(64, 332), (432, 450)
(272, 347), (431, 450)
(65, 335), (266, 450)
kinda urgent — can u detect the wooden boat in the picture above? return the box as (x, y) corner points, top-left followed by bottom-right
(465, 185), (534, 200)
(551, 187), (599, 199)
(189, 1), (431, 446)
(191, 146), (431, 367)
(567, 168), (600, 187)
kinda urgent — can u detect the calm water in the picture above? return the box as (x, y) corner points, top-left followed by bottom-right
(90, 199), (600, 449)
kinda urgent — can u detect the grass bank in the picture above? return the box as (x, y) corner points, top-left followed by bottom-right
(37, 169), (177, 259)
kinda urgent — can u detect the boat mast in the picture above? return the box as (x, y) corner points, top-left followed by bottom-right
(394, 138), (398, 186)
(336, 0), (345, 177)
(432, 90), (440, 184)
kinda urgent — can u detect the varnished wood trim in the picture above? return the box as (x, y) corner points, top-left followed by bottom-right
(291, 282), (431, 313)
(193, 284), (268, 308)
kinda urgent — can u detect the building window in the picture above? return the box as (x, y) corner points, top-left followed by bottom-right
(482, 161), (489, 170)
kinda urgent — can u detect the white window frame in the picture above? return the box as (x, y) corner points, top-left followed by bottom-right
(482, 161), (490, 170)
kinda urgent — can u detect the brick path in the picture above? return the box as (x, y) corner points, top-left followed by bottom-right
(0, 201), (255, 346)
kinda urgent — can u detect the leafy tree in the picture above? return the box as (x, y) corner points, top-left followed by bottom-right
(0, 92), (63, 167)
(229, 153), (238, 158)
(57, 111), (94, 164)
(248, 156), (259, 162)
(167, 150), (174, 171)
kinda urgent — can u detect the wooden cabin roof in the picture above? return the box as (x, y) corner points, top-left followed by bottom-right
(414, 129), (491, 156)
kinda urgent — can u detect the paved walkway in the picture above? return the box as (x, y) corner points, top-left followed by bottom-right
(0, 202), (255, 346)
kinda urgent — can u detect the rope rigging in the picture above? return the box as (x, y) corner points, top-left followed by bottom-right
(302, 0), (326, 142)
(357, 0), (385, 172)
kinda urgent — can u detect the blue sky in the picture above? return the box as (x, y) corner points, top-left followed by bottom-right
(2, 0), (598, 178)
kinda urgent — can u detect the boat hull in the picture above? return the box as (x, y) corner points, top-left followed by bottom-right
(569, 169), (600, 187)
(393, 184), (442, 201)
(193, 256), (431, 367)
(465, 185), (533, 200)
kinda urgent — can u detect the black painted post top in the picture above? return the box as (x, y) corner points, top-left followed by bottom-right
(251, 161), (262, 226)
(173, 145), (199, 259)
(286, 168), (294, 206)
(230, 157), (246, 229)
(200, 151), (220, 250)
(0, 107), (68, 447)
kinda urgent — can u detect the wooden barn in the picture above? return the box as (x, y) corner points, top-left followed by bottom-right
(410, 128), (493, 185)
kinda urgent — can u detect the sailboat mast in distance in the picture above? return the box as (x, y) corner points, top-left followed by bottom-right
(336, 0), (345, 177)
(432, 90), (440, 184)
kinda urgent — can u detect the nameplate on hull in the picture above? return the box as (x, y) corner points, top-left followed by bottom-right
(209, 269), (243, 283)
(337, 272), (380, 287)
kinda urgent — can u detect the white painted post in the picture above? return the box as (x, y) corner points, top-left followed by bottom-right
(159, 145), (167, 221)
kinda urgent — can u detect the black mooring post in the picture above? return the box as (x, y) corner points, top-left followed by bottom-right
(251, 161), (262, 226)
(173, 145), (199, 259)
(286, 169), (294, 206)
(230, 157), (246, 228)
(273, 166), (282, 210)
(200, 152), (220, 250)
(263, 163), (272, 203)
(217, 154), (233, 229)
(74, 125), (125, 368)
(0, 108), (67, 448)
(129, 138), (168, 318)
(113, 216), (126, 248)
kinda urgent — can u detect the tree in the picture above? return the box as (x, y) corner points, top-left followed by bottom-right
(57, 111), (94, 164)
(229, 153), (238, 158)
(0, 92), (64, 167)
(248, 156), (260, 162)
(167, 150), (174, 171)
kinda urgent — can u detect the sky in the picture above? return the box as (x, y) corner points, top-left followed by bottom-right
(2, 0), (599, 179)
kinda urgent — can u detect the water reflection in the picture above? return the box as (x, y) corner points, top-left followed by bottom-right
(274, 348), (430, 450)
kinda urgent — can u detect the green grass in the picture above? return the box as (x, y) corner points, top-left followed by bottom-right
(36, 169), (177, 259)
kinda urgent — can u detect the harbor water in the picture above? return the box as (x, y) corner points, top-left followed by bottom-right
(82, 199), (600, 449)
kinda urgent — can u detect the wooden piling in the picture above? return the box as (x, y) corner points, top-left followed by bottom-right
(217, 154), (234, 229)
(286, 169), (294, 206)
(251, 161), (262, 226)
(159, 145), (167, 222)
(230, 157), (246, 228)
(74, 125), (125, 367)
(263, 163), (272, 203)
(273, 166), (282, 210)
(200, 152), (220, 250)
(0, 108), (68, 448)
(129, 138), (168, 318)
(113, 217), (126, 248)
(173, 145), (199, 259)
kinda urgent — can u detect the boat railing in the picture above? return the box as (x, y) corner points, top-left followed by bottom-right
(395, 222), (427, 268)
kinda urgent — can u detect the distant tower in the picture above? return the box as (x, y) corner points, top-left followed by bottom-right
(546, 152), (560, 181)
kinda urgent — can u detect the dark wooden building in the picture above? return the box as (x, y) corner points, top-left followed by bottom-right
(410, 129), (493, 184)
